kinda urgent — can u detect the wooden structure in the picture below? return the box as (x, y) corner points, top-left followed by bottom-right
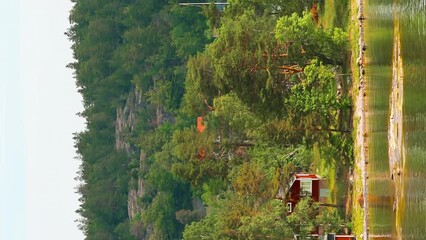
(285, 173), (328, 213)
(178, 2), (228, 12)
(287, 174), (354, 239)
(178, 2), (229, 7)
(332, 235), (355, 240)
(294, 233), (355, 240)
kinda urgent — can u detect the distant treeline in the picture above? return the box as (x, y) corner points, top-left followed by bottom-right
(68, 0), (352, 239)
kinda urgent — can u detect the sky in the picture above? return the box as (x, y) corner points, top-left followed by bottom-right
(0, 0), (85, 239)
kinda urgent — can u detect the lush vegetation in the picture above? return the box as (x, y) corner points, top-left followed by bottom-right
(68, 0), (352, 239)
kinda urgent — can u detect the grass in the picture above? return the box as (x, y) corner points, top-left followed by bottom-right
(318, 0), (364, 237)
(313, 144), (336, 205)
(348, 0), (364, 238)
(318, 0), (350, 30)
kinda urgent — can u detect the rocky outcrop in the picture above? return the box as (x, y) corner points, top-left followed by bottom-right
(115, 89), (152, 239)
(128, 152), (147, 220)
(116, 87), (178, 239)
(127, 154), (145, 219)
(115, 88), (143, 154)
(175, 198), (206, 225)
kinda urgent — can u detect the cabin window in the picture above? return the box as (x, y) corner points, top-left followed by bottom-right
(300, 179), (312, 197)
(287, 202), (292, 213)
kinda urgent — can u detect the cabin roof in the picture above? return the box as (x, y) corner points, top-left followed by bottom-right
(280, 173), (322, 200)
(294, 173), (320, 179)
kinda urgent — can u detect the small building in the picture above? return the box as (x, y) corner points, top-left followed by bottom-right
(286, 174), (354, 240)
(285, 173), (328, 213)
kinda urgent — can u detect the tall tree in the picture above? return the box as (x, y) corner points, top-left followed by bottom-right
(206, 11), (297, 115)
(275, 12), (348, 65)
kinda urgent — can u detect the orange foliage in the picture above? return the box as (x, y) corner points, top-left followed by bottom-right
(310, 3), (319, 25)
(198, 148), (206, 160)
(197, 117), (206, 133)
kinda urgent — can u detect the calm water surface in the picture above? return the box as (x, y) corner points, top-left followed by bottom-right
(366, 0), (426, 239)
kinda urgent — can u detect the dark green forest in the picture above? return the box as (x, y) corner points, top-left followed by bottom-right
(68, 0), (352, 239)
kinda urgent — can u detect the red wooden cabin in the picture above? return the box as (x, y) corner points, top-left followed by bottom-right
(286, 173), (326, 213)
(287, 174), (354, 240)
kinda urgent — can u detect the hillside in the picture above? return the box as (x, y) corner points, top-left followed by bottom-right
(68, 0), (353, 239)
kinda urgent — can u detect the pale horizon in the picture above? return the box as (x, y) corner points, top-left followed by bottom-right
(1, 0), (85, 239)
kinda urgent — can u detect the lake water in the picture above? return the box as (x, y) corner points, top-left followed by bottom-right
(365, 0), (426, 239)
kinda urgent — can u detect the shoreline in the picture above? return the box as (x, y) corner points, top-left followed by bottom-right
(352, 0), (369, 239)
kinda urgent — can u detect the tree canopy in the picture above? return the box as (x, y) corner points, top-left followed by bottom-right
(69, 0), (352, 239)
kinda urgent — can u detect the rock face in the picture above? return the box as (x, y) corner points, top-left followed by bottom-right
(116, 88), (182, 239)
(115, 88), (152, 239)
(128, 153), (147, 220)
(115, 89), (143, 154)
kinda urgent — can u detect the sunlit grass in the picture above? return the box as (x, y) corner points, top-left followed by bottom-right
(312, 0), (360, 233)
(320, 0), (335, 29)
(349, 0), (364, 237)
(352, 170), (364, 238)
(319, 0), (350, 29)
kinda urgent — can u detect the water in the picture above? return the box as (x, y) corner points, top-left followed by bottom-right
(365, 0), (426, 239)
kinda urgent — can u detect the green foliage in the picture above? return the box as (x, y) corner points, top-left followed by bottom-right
(183, 212), (222, 240)
(170, 4), (210, 59)
(226, 0), (312, 17)
(232, 162), (275, 199)
(114, 221), (136, 240)
(181, 53), (216, 117)
(275, 12), (348, 65)
(206, 10), (289, 115)
(287, 60), (349, 118)
(250, 143), (312, 178)
(317, 208), (345, 234)
(202, 2), (221, 30)
(287, 198), (319, 238)
(175, 208), (205, 225)
(69, 0), (209, 238)
(143, 192), (182, 239)
(238, 200), (292, 239)
(200, 178), (227, 206)
(70, 0), (352, 238)
(171, 127), (228, 185)
(213, 92), (262, 139)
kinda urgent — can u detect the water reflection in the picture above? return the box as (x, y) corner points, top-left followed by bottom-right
(366, 0), (426, 239)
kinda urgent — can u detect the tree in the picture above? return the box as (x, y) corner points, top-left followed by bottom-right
(261, 60), (351, 146)
(69, 1), (202, 238)
(287, 198), (319, 238)
(213, 92), (262, 142)
(238, 200), (293, 239)
(232, 162), (276, 199)
(226, 0), (313, 17)
(317, 208), (345, 234)
(275, 12), (348, 65)
(180, 53), (217, 118)
(170, 4), (210, 59)
(287, 60), (350, 116)
(206, 11), (297, 115)
(69, 1), (352, 238)
(143, 192), (181, 239)
(183, 211), (222, 240)
(171, 127), (227, 185)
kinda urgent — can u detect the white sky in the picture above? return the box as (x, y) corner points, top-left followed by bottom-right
(1, 0), (85, 239)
